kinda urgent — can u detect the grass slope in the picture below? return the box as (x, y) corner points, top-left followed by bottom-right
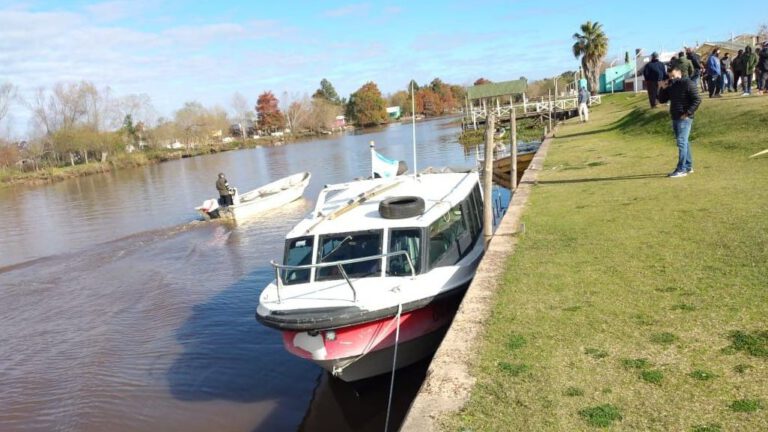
(446, 93), (768, 431)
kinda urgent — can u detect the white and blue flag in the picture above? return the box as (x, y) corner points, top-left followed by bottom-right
(371, 149), (400, 178)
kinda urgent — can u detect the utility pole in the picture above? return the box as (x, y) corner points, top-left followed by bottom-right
(483, 108), (495, 243)
(511, 107), (517, 190)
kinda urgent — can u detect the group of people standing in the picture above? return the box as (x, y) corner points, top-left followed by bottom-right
(703, 44), (768, 97)
(644, 43), (768, 107)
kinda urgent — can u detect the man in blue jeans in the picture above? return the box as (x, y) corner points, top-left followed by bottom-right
(658, 63), (702, 178)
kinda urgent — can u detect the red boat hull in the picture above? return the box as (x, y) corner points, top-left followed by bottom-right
(281, 296), (461, 381)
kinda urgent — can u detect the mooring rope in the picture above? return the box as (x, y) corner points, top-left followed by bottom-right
(383, 302), (403, 432)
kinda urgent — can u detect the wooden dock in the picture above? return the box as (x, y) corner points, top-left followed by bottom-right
(464, 95), (602, 130)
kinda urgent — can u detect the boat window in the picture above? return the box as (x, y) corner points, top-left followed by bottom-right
(282, 236), (314, 285)
(316, 230), (383, 281)
(471, 184), (483, 230)
(387, 229), (422, 276)
(428, 202), (470, 269)
(464, 192), (480, 238)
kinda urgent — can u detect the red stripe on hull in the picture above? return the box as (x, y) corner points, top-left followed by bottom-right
(282, 298), (459, 361)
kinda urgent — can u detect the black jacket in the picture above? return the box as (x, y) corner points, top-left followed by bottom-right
(658, 78), (701, 120)
(759, 48), (768, 72)
(687, 52), (702, 77)
(643, 60), (668, 81)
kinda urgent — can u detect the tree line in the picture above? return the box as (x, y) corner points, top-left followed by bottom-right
(0, 77), (470, 172)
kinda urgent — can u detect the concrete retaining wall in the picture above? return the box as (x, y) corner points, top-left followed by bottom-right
(400, 133), (553, 431)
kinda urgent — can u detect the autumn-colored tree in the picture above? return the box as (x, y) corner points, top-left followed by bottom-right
(256, 91), (286, 133)
(415, 88), (443, 117)
(0, 141), (20, 168)
(346, 82), (387, 127)
(474, 78), (492, 85)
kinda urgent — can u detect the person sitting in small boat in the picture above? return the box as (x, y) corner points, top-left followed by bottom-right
(216, 173), (234, 206)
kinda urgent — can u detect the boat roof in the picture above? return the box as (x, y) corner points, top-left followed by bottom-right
(287, 172), (479, 238)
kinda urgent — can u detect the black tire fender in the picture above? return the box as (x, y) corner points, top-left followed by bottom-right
(379, 196), (425, 219)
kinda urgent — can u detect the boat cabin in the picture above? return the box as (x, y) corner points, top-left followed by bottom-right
(278, 172), (483, 287)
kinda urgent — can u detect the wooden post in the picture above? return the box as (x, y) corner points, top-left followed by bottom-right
(548, 91), (553, 132)
(483, 110), (495, 242)
(511, 107), (517, 190)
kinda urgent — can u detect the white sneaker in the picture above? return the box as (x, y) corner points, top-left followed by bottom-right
(669, 171), (688, 178)
(741, 93), (750, 97)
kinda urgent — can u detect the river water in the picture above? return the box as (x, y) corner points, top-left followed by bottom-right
(0, 118), (495, 432)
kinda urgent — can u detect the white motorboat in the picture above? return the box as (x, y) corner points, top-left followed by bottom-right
(255, 171), (485, 381)
(196, 172), (311, 220)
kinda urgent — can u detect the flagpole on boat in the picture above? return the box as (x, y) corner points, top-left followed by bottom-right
(369, 140), (375, 178)
(411, 81), (417, 176)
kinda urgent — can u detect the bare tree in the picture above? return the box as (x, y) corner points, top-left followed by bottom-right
(230, 92), (253, 137)
(281, 91), (312, 133)
(0, 82), (17, 127)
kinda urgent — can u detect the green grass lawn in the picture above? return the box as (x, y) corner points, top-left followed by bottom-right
(445, 93), (768, 431)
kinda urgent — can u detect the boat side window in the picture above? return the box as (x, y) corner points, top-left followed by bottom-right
(428, 203), (469, 269)
(464, 191), (481, 239)
(316, 230), (383, 281)
(387, 229), (422, 276)
(282, 236), (314, 285)
(471, 184), (483, 229)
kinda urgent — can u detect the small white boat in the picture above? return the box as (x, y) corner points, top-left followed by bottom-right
(196, 172), (311, 220)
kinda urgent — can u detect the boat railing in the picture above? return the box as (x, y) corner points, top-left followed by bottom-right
(270, 251), (416, 304)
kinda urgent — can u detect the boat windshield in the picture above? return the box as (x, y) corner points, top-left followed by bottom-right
(282, 236), (314, 285)
(316, 230), (383, 281)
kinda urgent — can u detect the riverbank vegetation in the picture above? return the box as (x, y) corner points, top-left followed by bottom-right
(446, 93), (768, 430)
(0, 76), (474, 187)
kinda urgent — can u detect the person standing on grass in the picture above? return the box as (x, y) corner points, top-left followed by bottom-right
(732, 49), (744, 92)
(686, 48), (703, 86)
(742, 45), (758, 96)
(706, 48), (723, 98)
(757, 43), (768, 95)
(578, 85), (590, 123)
(658, 63), (701, 178)
(643, 52), (668, 108)
(721, 53), (733, 92)
(670, 51), (694, 78)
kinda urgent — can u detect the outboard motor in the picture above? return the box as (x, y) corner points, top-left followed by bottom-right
(201, 199), (221, 219)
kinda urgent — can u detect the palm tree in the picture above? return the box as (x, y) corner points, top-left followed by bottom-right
(573, 21), (609, 94)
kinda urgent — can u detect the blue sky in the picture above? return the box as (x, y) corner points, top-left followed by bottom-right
(0, 0), (765, 134)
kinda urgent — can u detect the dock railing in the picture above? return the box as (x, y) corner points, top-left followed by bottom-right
(270, 251), (416, 303)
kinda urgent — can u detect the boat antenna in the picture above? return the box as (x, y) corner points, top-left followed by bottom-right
(411, 80), (418, 176)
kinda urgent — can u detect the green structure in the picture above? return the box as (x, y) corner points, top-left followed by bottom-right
(599, 63), (634, 93)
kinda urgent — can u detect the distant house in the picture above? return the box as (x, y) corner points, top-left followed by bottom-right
(334, 115), (346, 128)
(386, 106), (401, 120)
(164, 141), (184, 150)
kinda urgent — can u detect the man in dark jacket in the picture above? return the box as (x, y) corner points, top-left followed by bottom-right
(643, 52), (668, 108)
(742, 45), (758, 95)
(732, 49), (745, 92)
(658, 64), (702, 178)
(758, 43), (768, 95)
(216, 173), (234, 206)
(706, 48), (722, 98)
(686, 48), (703, 85)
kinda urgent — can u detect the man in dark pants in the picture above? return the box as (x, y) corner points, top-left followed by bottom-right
(732, 49), (744, 92)
(686, 47), (703, 87)
(216, 173), (234, 206)
(758, 42), (768, 95)
(643, 52), (668, 108)
(658, 63), (702, 178)
(706, 48), (722, 98)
